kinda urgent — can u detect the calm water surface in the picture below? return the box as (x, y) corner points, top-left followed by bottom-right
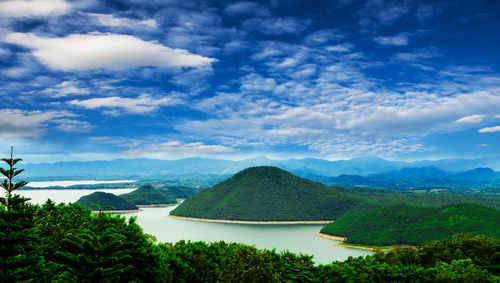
(17, 188), (372, 264)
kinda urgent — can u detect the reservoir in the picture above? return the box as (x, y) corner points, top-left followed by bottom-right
(18, 187), (372, 264)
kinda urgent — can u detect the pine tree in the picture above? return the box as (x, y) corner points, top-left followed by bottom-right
(0, 147), (43, 282)
(55, 208), (135, 282)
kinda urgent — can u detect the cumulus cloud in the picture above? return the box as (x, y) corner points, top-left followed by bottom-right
(4, 32), (217, 71)
(478, 126), (500, 133)
(374, 34), (409, 46)
(455, 114), (484, 124)
(0, 0), (71, 18)
(68, 94), (181, 115)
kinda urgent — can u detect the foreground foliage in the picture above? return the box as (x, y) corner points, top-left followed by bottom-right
(0, 197), (498, 282)
(2, 154), (499, 282)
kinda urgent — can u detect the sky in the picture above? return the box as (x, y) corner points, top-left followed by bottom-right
(0, 0), (499, 163)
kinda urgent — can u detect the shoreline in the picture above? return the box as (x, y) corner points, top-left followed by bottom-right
(316, 232), (346, 241)
(316, 232), (394, 251)
(136, 203), (177, 208)
(168, 215), (333, 225)
(333, 243), (389, 251)
(91, 209), (141, 213)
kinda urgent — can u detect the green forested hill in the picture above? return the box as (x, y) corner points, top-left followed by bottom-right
(120, 184), (176, 205)
(170, 166), (369, 221)
(76, 192), (138, 211)
(321, 203), (500, 246)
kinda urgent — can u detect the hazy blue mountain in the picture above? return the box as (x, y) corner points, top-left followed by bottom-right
(22, 156), (500, 186)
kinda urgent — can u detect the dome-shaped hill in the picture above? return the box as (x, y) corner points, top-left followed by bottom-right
(120, 184), (177, 206)
(170, 166), (367, 221)
(77, 192), (138, 211)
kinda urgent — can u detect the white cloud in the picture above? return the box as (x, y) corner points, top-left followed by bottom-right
(68, 94), (181, 115)
(4, 32), (217, 71)
(0, 0), (71, 18)
(52, 119), (93, 133)
(41, 81), (90, 98)
(243, 17), (309, 35)
(374, 34), (409, 46)
(455, 114), (484, 124)
(240, 74), (276, 92)
(305, 29), (343, 44)
(478, 126), (500, 133)
(496, 114), (500, 118)
(159, 141), (235, 154)
(0, 109), (71, 138)
(89, 13), (157, 29)
(394, 48), (441, 61)
(325, 43), (354, 52)
(225, 2), (268, 17)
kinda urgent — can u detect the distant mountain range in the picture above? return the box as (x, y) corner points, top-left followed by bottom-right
(21, 156), (500, 191)
(313, 167), (500, 191)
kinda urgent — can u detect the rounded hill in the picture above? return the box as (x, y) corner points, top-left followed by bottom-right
(76, 192), (138, 211)
(120, 184), (177, 206)
(170, 166), (366, 221)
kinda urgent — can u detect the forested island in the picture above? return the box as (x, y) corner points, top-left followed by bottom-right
(76, 191), (139, 212)
(120, 184), (177, 206)
(170, 166), (368, 221)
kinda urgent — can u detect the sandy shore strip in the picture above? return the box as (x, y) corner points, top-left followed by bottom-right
(91, 209), (141, 213)
(333, 243), (385, 251)
(168, 215), (333, 225)
(316, 232), (346, 241)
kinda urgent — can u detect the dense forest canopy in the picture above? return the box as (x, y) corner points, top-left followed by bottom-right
(170, 166), (368, 221)
(119, 184), (177, 205)
(76, 191), (138, 211)
(321, 203), (500, 246)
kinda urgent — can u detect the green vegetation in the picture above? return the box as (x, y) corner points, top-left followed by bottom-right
(161, 185), (202, 199)
(321, 203), (500, 246)
(338, 186), (500, 209)
(1, 152), (500, 282)
(120, 184), (176, 205)
(0, 148), (43, 281)
(171, 166), (368, 221)
(76, 191), (138, 211)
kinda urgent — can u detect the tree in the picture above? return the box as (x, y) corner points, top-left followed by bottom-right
(0, 147), (29, 211)
(0, 147), (43, 282)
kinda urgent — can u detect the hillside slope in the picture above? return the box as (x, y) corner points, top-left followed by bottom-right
(321, 203), (500, 246)
(170, 166), (369, 221)
(76, 192), (138, 211)
(120, 184), (176, 205)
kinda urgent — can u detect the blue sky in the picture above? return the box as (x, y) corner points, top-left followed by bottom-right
(0, 0), (499, 163)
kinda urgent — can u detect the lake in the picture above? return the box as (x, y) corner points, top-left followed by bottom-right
(17, 188), (372, 264)
(27, 180), (136, 188)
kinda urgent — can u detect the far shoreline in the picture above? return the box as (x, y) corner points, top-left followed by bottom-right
(91, 209), (141, 213)
(168, 215), (333, 225)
